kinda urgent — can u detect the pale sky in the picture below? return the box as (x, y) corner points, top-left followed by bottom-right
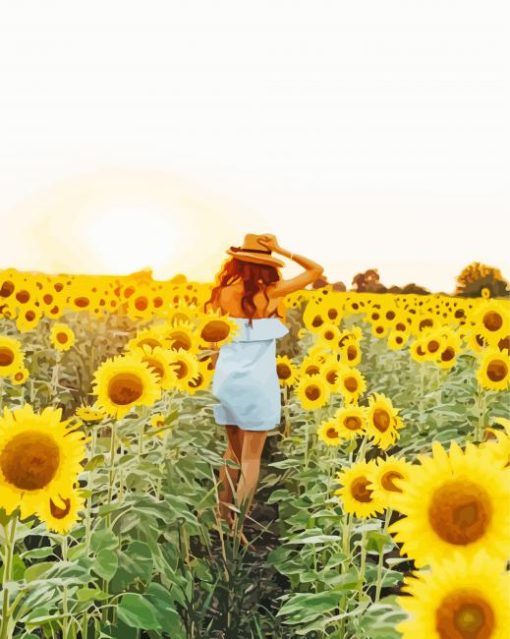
(1, 1), (508, 293)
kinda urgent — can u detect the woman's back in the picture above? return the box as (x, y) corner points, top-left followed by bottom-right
(216, 281), (281, 319)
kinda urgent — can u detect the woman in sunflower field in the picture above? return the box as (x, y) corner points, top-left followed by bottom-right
(205, 233), (324, 544)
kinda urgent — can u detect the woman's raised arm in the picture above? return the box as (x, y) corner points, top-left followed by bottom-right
(257, 234), (324, 297)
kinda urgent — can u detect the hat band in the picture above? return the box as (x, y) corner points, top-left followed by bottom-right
(230, 246), (272, 255)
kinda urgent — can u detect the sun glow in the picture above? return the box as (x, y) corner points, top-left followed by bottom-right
(81, 206), (182, 274)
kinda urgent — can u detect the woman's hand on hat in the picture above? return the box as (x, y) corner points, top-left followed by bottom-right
(258, 234), (280, 252)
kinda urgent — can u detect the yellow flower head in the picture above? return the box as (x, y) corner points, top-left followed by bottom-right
(396, 550), (510, 639)
(317, 418), (343, 446)
(0, 404), (89, 519)
(337, 366), (367, 404)
(91, 352), (162, 419)
(365, 393), (405, 450)
(334, 405), (367, 440)
(0, 336), (24, 378)
(49, 323), (76, 352)
(276, 355), (298, 387)
(296, 376), (330, 411)
(476, 348), (510, 391)
(37, 484), (87, 534)
(334, 460), (384, 518)
(368, 455), (412, 510)
(389, 441), (510, 568)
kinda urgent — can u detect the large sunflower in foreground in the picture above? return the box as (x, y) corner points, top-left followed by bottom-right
(37, 484), (87, 534)
(476, 348), (510, 391)
(365, 393), (405, 450)
(389, 441), (510, 567)
(396, 551), (510, 639)
(334, 460), (384, 518)
(91, 353), (162, 419)
(0, 405), (88, 519)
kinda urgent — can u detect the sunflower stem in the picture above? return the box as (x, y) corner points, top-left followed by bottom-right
(474, 387), (487, 443)
(282, 385), (291, 438)
(357, 529), (367, 597)
(61, 536), (70, 639)
(106, 422), (117, 530)
(0, 512), (18, 639)
(374, 508), (392, 602)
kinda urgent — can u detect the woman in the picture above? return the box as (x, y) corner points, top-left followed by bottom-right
(205, 233), (324, 544)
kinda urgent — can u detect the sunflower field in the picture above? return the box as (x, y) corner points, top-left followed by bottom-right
(0, 267), (509, 639)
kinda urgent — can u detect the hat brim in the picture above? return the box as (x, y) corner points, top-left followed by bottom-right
(226, 249), (285, 268)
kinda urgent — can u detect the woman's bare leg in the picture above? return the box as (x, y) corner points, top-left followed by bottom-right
(236, 430), (268, 521)
(218, 425), (243, 522)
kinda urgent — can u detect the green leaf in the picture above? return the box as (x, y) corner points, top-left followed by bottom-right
(90, 527), (119, 553)
(92, 548), (118, 581)
(117, 593), (162, 630)
(277, 591), (341, 623)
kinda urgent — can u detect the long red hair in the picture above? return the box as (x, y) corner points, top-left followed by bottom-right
(205, 257), (282, 326)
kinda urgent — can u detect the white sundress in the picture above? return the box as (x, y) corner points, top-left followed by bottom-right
(211, 317), (290, 431)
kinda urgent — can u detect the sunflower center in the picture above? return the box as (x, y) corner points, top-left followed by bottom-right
(344, 416), (362, 431)
(172, 361), (189, 380)
(144, 358), (164, 379)
(428, 480), (492, 545)
(0, 430), (60, 490)
(344, 376), (358, 392)
(57, 332), (69, 344)
(201, 320), (230, 343)
(350, 476), (373, 503)
(381, 470), (403, 492)
(328, 309), (338, 320)
(0, 348), (15, 367)
(373, 409), (391, 432)
(107, 373), (144, 405)
(347, 346), (357, 361)
(277, 364), (292, 379)
(305, 385), (320, 401)
(428, 340), (440, 353)
(169, 333), (192, 351)
(189, 374), (203, 388)
(324, 330), (335, 340)
(483, 311), (503, 332)
(50, 496), (72, 519)
(436, 589), (494, 639)
(498, 336), (510, 351)
(486, 359), (507, 382)
(441, 347), (455, 362)
(326, 370), (338, 384)
(306, 365), (321, 376)
(326, 427), (338, 439)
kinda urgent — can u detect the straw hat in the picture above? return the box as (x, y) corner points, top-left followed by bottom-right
(226, 234), (285, 268)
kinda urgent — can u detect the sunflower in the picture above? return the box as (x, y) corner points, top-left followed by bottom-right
(466, 330), (487, 354)
(0, 336), (24, 378)
(316, 323), (341, 350)
(387, 330), (410, 351)
(0, 404), (89, 519)
(334, 405), (367, 440)
(75, 404), (107, 422)
(334, 461), (384, 518)
(317, 418), (342, 446)
(130, 344), (178, 391)
(185, 360), (215, 395)
(435, 331), (462, 370)
(37, 484), (87, 534)
(276, 355), (298, 387)
(409, 338), (429, 364)
(126, 325), (169, 352)
(388, 441), (510, 567)
(196, 312), (240, 349)
(167, 349), (200, 391)
(339, 337), (362, 367)
(162, 319), (199, 353)
(422, 329), (446, 361)
(365, 393), (405, 450)
(91, 353), (162, 419)
(150, 413), (174, 438)
(299, 353), (324, 378)
(302, 301), (327, 333)
(295, 376), (330, 411)
(370, 321), (390, 339)
(396, 551), (510, 639)
(474, 300), (510, 347)
(49, 322), (76, 352)
(337, 366), (367, 404)
(480, 417), (510, 469)
(476, 349), (510, 391)
(368, 456), (412, 510)
(16, 305), (44, 333)
(11, 366), (29, 385)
